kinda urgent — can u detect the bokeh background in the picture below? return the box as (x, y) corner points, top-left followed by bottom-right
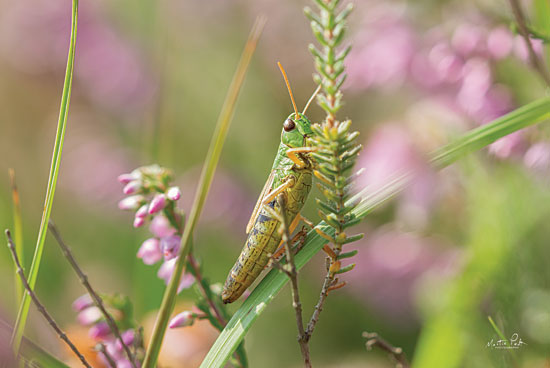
(1, 0), (550, 366)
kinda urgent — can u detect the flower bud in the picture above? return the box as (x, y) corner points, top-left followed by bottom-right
(89, 321), (111, 340)
(166, 186), (181, 201)
(133, 215), (146, 228)
(118, 195), (145, 211)
(77, 306), (102, 326)
(116, 330), (135, 350)
(148, 194), (166, 214)
(135, 204), (149, 218)
(72, 294), (93, 311)
(117, 173), (136, 184)
(123, 181), (141, 195)
(169, 311), (196, 328)
(137, 238), (162, 265)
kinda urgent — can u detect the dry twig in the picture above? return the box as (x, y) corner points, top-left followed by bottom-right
(5, 230), (92, 368)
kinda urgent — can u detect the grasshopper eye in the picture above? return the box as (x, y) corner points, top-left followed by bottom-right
(283, 119), (295, 132)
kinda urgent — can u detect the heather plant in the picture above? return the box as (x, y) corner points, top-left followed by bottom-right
(3, 0), (550, 367)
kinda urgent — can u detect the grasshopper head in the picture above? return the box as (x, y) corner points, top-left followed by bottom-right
(281, 112), (313, 148)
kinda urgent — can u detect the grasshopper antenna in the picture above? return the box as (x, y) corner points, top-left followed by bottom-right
(277, 62), (300, 119)
(302, 84), (322, 115)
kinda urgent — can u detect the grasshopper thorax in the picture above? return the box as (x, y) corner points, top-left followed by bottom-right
(281, 112), (313, 148)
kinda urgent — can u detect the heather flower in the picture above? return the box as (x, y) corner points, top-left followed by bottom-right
(89, 321), (111, 340)
(150, 214), (177, 238)
(169, 311), (197, 329)
(148, 194), (166, 214)
(123, 181), (141, 195)
(77, 306), (102, 326)
(158, 259), (195, 293)
(487, 27), (514, 60)
(137, 238), (163, 265)
(133, 215), (146, 228)
(166, 186), (181, 201)
(160, 235), (182, 260)
(524, 142), (550, 170)
(72, 294), (94, 312)
(118, 195), (145, 211)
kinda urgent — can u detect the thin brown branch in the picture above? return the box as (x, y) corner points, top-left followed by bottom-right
(509, 0), (550, 87)
(304, 264), (337, 340)
(276, 195), (311, 368)
(47, 222), (137, 368)
(4, 230), (92, 368)
(97, 343), (117, 368)
(363, 332), (410, 368)
(187, 254), (226, 328)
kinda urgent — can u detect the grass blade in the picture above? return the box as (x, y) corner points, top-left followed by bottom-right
(1, 319), (70, 368)
(8, 169), (24, 306)
(199, 97), (550, 368)
(141, 16), (266, 368)
(10, 0), (79, 355)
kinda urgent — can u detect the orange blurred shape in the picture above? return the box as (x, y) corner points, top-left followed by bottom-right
(63, 325), (107, 367)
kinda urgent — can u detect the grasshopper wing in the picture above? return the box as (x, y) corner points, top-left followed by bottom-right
(246, 170), (275, 234)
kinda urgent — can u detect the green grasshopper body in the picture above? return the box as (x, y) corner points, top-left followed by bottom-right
(221, 112), (314, 303)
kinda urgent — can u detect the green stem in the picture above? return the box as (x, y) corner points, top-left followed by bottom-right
(141, 17), (265, 368)
(10, 0), (79, 356)
(9, 169), (24, 307)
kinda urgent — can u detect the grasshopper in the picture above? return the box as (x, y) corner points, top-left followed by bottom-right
(221, 63), (319, 303)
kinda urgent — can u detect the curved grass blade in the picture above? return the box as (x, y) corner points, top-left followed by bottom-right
(200, 97), (550, 368)
(141, 16), (266, 368)
(9, 169), (24, 306)
(10, 0), (79, 355)
(1, 319), (69, 368)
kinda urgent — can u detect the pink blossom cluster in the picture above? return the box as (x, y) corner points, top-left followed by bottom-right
(72, 294), (141, 368)
(347, 5), (550, 165)
(118, 165), (194, 293)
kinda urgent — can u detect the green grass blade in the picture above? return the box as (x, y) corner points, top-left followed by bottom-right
(487, 316), (507, 341)
(10, 0), (79, 355)
(1, 320), (70, 368)
(199, 97), (550, 368)
(8, 169), (24, 307)
(141, 17), (265, 368)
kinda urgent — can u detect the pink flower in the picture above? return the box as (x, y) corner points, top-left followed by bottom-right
(150, 215), (176, 238)
(487, 27), (513, 60)
(118, 195), (145, 211)
(166, 186), (181, 201)
(72, 294), (93, 311)
(160, 235), (182, 260)
(148, 194), (166, 214)
(169, 311), (196, 328)
(135, 204), (149, 219)
(89, 321), (111, 340)
(118, 173), (137, 184)
(123, 181), (141, 195)
(524, 142), (550, 170)
(77, 306), (102, 326)
(452, 24), (485, 56)
(158, 259), (195, 293)
(137, 238), (162, 265)
(133, 215), (146, 228)
(116, 330), (135, 350)
(489, 131), (524, 159)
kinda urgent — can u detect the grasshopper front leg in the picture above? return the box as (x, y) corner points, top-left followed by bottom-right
(287, 147), (316, 169)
